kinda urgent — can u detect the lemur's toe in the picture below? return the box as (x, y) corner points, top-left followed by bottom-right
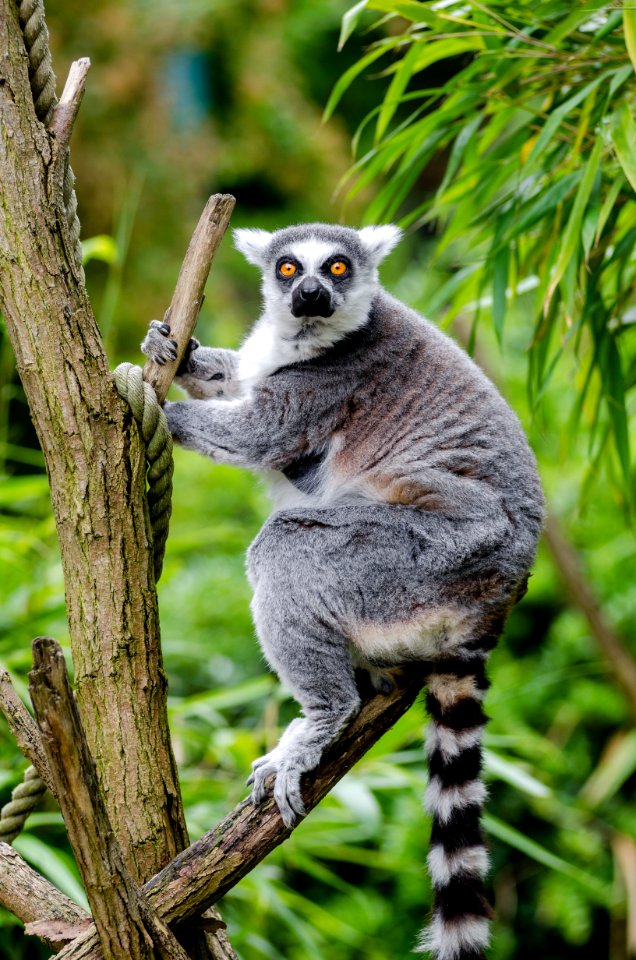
(274, 767), (305, 827)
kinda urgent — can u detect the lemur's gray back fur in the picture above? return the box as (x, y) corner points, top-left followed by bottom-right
(142, 222), (544, 960)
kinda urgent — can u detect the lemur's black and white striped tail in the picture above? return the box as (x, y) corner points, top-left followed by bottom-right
(418, 654), (493, 960)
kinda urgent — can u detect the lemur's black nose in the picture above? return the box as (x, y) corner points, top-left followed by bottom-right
(291, 277), (334, 318)
(298, 279), (321, 301)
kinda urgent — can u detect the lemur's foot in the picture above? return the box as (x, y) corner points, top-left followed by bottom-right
(248, 750), (305, 827)
(140, 320), (199, 369)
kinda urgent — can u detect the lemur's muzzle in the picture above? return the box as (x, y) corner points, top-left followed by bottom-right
(291, 277), (334, 318)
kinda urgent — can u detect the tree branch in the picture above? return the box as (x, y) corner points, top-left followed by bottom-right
(48, 57), (91, 147)
(0, 842), (91, 951)
(55, 671), (424, 960)
(0, 667), (56, 796)
(143, 193), (236, 404)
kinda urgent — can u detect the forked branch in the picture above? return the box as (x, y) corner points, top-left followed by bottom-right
(55, 671), (425, 960)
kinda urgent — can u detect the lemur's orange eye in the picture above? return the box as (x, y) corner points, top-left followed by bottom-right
(279, 262), (297, 278)
(330, 260), (348, 276)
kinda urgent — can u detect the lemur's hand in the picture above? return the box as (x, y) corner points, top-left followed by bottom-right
(141, 320), (199, 371)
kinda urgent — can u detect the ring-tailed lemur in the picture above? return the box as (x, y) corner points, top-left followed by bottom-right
(141, 223), (544, 960)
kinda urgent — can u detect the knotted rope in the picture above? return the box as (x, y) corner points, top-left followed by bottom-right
(113, 363), (174, 581)
(0, 766), (47, 844)
(16, 0), (83, 272)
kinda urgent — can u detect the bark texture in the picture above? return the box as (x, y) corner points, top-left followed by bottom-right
(0, 5), (234, 957)
(0, 0), (186, 882)
(0, 843), (91, 951)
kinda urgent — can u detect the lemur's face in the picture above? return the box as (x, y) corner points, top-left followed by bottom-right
(234, 224), (402, 340)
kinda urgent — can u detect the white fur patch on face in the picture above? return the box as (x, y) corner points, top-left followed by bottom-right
(283, 238), (340, 275)
(425, 723), (484, 761)
(427, 844), (489, 887)
(424, 777), (488, 824)
(416, 914), (490, 959)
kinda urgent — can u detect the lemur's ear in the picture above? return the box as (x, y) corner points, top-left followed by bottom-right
(357, 225), (403, 266)
(233, 229), (272, 267)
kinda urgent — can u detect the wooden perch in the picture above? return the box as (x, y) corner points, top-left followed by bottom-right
(0, 842), (91, 950)
(143, 193), (236, 404)
(54, 670), (424, 960)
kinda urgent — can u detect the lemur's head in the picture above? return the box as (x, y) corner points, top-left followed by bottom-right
(233, 223), (402, 345)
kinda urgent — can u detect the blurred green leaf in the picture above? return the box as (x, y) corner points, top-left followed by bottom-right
(81, 234), (118, 266)
(610, 102), (636, 194)
(339, 0), (368, 51)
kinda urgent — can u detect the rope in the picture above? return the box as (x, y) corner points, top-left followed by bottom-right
(113, 363), (174, 581)
(16, 0), (83, 271)
(0, 766), (47, 844)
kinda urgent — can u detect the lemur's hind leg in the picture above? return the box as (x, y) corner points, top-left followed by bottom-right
(248, 590), (361, 826)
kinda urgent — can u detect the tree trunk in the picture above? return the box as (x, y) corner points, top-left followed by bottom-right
(0, 4), (233, 956)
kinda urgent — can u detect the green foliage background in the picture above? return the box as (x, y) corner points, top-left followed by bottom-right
(1, 2), (636, 959)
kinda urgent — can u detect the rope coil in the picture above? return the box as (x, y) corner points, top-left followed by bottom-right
(0, 766), (47, 844)
(16, 0), (83, 271)
(113, 363), (174, 581)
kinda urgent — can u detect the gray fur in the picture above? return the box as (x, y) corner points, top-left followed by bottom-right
(141, 222), (544, 955)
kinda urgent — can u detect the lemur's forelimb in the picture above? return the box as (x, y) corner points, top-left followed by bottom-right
(142, 320), (241, 400)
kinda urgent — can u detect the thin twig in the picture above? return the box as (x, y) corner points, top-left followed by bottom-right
(48, 58), (91, 154)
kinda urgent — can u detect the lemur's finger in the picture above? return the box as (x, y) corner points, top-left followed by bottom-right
(159, 322), (171, 336)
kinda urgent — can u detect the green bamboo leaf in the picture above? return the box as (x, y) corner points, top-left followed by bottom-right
(623, 4), (636, 74)
(484, 815), (615, 906)
(609, 103), (636, 194)
(502, 171), (582, 245)
(546, 136), (603, 306)
(543, 0), (615, 44)
(601, 334), (632, 493)
(581, 730), (636, 809)
(338, 0), (369, 51)
(491, 244), (509, 345)
(324, 37), (402, 121)
(376, 36), (484, 143)
(524, 73), (607, 174)
(375, 41), (421, 143)
(609, 62), (634, 97)
(594, 173), (625, 244)
(483, 750), (551, 799)
(367, 0), (441, 25)
(435, 114), (482, 199)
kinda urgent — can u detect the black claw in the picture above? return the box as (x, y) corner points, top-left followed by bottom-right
(159, 322), (171, 336)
